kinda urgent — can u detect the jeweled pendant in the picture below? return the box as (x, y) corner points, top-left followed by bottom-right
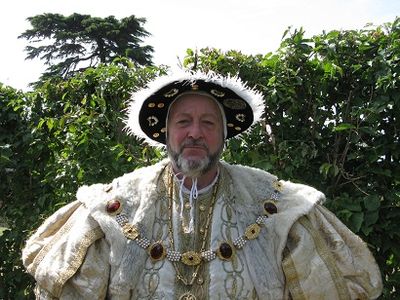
(181, 251), (201, 266)
(217, 241), (234, 260)
(149, 242), (166, 261)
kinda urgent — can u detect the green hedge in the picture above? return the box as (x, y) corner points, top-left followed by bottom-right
(1, 18), (399, 299)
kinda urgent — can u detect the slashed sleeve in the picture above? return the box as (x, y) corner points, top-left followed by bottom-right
(282, 205), (382, 300)
(22, 200), (110, 299)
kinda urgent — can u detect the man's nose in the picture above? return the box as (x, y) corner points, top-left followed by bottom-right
(187, 121), (203, 140)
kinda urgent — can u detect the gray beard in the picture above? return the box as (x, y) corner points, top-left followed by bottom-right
(167, 140), (223, 178)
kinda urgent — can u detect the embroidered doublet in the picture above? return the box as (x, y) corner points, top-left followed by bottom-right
(135, 165), (259, 299)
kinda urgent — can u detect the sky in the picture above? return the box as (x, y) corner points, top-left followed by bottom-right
(1, 0), (399, 91)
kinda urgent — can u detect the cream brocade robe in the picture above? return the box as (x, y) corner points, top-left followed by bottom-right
(22, 160), (382, 299)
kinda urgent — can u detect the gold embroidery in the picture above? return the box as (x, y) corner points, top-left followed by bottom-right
(298, 217), (351, 300)
(29, 202), (81, 275)
(53, 226), (104, 296)
(282, 250), (307, 300)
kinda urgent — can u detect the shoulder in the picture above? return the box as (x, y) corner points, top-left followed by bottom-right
(221, 160), (325, 216)
(75, 159), (168, 246)
(77, 159), (168, 211)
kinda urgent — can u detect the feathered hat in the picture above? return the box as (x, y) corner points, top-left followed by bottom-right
(125, 70), (264, 146)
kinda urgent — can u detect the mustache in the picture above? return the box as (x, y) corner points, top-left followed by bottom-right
(180, 138), (208, 150)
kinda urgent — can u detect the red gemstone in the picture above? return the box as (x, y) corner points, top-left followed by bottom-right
(106, 199), (121, 213)
(264, 202), (277, 215)
(150, 242), (164, 260)
(219, 242), (233, 259)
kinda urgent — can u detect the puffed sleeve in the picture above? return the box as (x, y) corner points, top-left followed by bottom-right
(282, 205), (382, 300)
(22, 200), (110, 299)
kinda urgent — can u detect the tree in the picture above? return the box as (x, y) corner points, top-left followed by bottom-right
(19, 13), (154, 81)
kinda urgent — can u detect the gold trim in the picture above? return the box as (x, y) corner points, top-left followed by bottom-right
(29, 202), (81, 275)
(53, 226), (104, 297)
(282, 250), (307, 300)
(298, 217), (351, 300)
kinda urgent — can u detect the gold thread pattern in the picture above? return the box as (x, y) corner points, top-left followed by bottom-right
(282, 251), (307, 300)
(29, 202), (82, 275)
(53, 226), (104, 297)
(298, 217), (351, 300)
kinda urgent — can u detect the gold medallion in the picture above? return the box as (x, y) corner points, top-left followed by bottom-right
(179, 292), (196, 300)
(122, 223), (140, 240)
(181, 251), (201, 266)
(244, 223), (261, 240)
(272, 180), (283, 192)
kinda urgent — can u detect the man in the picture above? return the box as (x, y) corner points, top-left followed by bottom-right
(23, 71), (382, 299)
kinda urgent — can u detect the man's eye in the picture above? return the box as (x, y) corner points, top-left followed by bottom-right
(203, 120), (214, 125)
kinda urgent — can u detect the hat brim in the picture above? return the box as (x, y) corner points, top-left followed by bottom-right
(125, 71), (264, 146)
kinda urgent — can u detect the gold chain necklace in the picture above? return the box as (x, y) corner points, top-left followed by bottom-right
(167, 169), (220, 286)
(107, 165), (282, 299)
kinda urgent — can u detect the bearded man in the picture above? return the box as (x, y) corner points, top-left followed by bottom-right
(23, 71), (382, 299)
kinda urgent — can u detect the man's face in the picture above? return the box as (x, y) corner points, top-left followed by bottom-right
(166, 94), (224, 177)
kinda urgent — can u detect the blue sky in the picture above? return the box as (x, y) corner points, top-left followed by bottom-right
(1, 0), (399, 91)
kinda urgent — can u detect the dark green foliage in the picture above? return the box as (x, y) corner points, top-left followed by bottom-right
(1, 17), (399, 299)
(0, 61), (166, 299)
(185, 19), (399, 299)
(19, 13), (154, 83)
